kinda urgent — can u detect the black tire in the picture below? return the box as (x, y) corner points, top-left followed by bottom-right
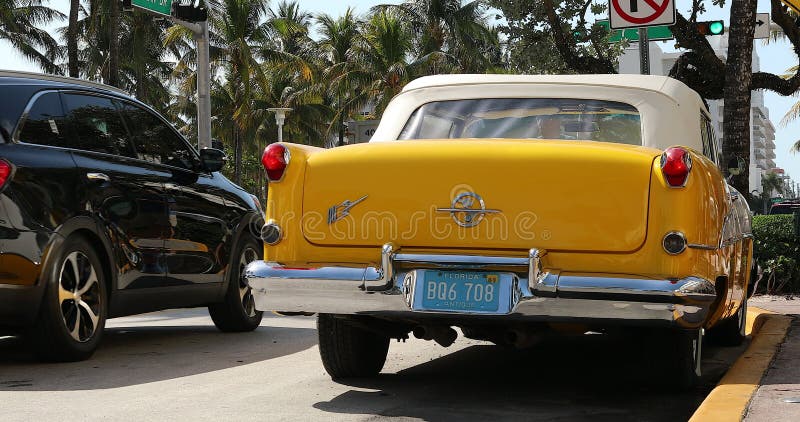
(668, 329), (703, 390)
(707, 299), (747, 346)
(641, 328), (702, 390)
(317, 314), (390, 379)
(29, 235), (107, 362)
(209, 237), (264, 332)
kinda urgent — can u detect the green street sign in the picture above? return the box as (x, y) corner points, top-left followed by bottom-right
(131, 0), (172, 16)
(597, 20), (674, 42)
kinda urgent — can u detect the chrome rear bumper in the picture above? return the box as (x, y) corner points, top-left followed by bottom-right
(246, 244), (717, 328)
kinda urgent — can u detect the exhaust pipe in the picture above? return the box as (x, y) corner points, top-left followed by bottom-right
(413, 325), (458, 347)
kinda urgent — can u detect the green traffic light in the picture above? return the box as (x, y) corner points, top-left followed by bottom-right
(709, 21), (724, 35)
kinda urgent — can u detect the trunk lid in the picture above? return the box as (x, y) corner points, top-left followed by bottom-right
(301, 139), (659, 253)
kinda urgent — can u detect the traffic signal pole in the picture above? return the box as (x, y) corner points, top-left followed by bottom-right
(128, 1), (212, 151)
(194, 21), (212, 150)
(169, 17), (211, 150)
(638, 27), (650, 75)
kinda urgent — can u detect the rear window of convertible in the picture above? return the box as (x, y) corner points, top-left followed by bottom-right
(398, 98), (642, 145)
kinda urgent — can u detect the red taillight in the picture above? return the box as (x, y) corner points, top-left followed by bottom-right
(0, 159), (12, 191)
(261, 143), (290, 181)
(660, 147), (692, 187)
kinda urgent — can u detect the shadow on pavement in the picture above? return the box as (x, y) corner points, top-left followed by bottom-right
(314, 333), (747, 422)
(0, 322), (315, 391)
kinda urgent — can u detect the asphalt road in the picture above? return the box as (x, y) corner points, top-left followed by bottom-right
(0, 309), (748, 422)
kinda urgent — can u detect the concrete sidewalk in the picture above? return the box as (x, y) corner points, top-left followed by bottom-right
(744, 296), (800, 421)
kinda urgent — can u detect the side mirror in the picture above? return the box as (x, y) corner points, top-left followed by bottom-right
(200, 148), (227, 172)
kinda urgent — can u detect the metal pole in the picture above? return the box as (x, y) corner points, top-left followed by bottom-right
(195, 21), (212, 150)
(639, 27), (650, 75)
(277, 123), (283, 143)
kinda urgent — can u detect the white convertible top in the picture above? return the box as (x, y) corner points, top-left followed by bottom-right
(373, 74), (710, 152)
(401, 74), (703, 110)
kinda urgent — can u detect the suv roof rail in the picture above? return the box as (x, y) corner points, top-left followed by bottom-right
(0, 69), (129, 95)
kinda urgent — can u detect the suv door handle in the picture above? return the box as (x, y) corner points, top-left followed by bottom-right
(86, 173), (110, 182)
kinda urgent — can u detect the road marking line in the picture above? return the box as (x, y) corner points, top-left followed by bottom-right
(689, 307), (793, 422)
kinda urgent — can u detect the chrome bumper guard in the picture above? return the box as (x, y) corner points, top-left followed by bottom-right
(246, 243), (718, 328)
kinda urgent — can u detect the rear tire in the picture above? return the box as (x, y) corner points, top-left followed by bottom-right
(707, 299), (747, 346)
(317, 314), (390, 379)
(641, 328), (702, 390)
(668, 329), (703, 390)
(29, 236), (107, 362)
(209, 238), (264, 332)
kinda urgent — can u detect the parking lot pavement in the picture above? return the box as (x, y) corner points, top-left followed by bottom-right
(0, 309), (747, 422)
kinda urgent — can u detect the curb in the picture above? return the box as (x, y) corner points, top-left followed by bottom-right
(689, 307), (793, 422)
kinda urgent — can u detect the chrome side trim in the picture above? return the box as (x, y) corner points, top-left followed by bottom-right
(687, 243), (718, 251)
(12, 89), (53, 143)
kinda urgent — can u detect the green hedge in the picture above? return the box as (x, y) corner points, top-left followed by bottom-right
(752, 214), (800, 294)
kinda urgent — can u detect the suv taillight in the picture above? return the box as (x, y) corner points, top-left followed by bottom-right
(0, 159), (12, 192)
(262, 144), (290, 181)
(660, 147), (692, 188)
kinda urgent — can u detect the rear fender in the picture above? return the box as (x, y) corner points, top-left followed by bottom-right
(263, 143), (323, 263)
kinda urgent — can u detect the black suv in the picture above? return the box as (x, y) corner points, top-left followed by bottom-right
(0, 71), (264, 361)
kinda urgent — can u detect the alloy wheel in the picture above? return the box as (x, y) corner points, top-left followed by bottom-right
(57, 251), (102, 342)
(238, 247), (259, 317)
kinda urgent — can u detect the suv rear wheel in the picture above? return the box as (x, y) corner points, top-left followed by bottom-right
(30, 236), (107, 362)
(317, 314), (390, 378)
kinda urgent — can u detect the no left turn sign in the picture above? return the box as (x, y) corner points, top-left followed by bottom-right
(609, 0), (676, 29)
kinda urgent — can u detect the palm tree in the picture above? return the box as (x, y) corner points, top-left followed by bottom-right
(0, 0), (64, 74)
(778, 65), (800, 153)
(344, 10), (418, 118)
(373, 0), (497, 73)
(317, 8), (365, 145)
(205, 0), (272, 184)
(258, 1), (330, 145)
(67, 0), (80, 77)
(762, 172), (784, 197)
(118, 10), (174, 110)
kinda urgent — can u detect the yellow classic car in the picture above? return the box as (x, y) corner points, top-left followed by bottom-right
(246, 74), (754, 388)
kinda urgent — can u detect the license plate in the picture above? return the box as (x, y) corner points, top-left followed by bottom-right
(420, 271), (502, 312)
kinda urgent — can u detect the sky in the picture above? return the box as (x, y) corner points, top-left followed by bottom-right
(1, 0), (797, 183)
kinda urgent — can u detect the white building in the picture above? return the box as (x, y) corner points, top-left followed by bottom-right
(619, 35), (777, 194)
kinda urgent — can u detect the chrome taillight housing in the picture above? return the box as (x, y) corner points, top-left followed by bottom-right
(660, 147), (692, 188)
(262, 143), (290, 181)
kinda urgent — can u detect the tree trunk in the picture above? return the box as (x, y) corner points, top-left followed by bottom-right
(107, 0), (121, 87)
(722, 0), (757, 196)
(234, 130), (242, 185)
(67, 0), (79, 78)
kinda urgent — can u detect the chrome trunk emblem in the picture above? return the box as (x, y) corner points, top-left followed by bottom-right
(436, 192), (501, 227)
(327, 195), (368, 224)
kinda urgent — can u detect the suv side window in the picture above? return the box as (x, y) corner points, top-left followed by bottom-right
(16, 92), (67, 147)
(62, 93), (135, 157)
(120, 102), (198, 171)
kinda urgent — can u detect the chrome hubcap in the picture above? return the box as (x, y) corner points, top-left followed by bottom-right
(238, 247), (259, 318)
(58, 252), (101, 343)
